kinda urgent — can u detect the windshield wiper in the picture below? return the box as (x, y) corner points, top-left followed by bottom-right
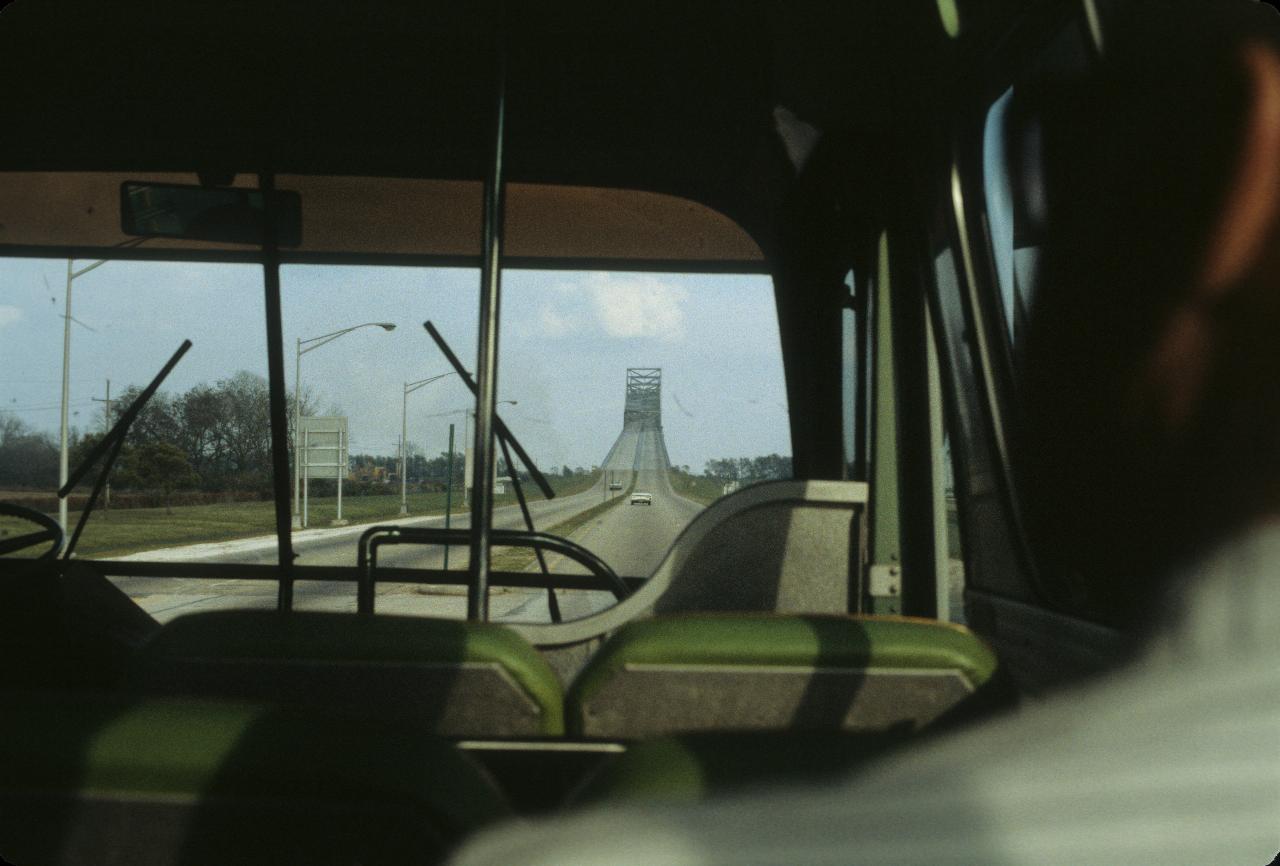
(58, 340), (192, 560)
(424, 321), (562, 622)
(425, 320), (554, 500)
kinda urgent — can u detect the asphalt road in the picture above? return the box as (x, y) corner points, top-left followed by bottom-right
(111, 423), (704, 624)
(500, 424), (702, 624)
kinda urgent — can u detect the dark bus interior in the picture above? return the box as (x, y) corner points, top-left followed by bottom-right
(0, 1), (1196, 863)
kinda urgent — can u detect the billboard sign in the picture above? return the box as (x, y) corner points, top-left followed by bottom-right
(301, 416), (348, 480)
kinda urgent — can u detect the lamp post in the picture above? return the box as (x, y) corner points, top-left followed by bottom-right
(400, 371), (460, 516)
(293, 322), (396, 528)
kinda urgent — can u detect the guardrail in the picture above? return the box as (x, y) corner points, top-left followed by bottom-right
(357, 525), (632, 616)
(2, 557), (644, 597)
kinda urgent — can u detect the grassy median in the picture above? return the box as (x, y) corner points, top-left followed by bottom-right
(32, 471), (602, 559)
(667, 469), (726, 505)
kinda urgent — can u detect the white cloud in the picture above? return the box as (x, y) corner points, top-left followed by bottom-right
(0, 306), (22, 328)
(538, 305), (584, 337)
(534, 273), (688, 341)
(583, 272), (688, 341)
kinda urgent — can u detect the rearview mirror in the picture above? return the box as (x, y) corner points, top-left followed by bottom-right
(120, 181), (302, 247)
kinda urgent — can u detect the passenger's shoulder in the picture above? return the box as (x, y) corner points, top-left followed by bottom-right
(1150, 519), (1280, 662)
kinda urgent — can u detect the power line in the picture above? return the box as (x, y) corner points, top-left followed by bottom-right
(0, 378), (106, 384)
(1, 400), (96, 413)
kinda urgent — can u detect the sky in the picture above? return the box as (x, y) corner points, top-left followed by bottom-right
(0, 257), (791, 474)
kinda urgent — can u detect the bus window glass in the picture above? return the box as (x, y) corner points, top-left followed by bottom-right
(985, 20), (1093, 370)
(961, 18), (1095, 610)
(279, 264), (481, 615)
(984, 86), (1046, 355)
(984, 86), (1020, 344)
(0, 253), (275, 620)
(1, 173), (789, 625)
(269, 264), (786, 625)
(931, 243), (1032, 602)
(941, 435), (965, 623)
(494, 270), (791, 623)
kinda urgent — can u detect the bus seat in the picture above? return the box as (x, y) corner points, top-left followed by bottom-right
(498, 481), (869, 660)
(128, 610), (564, 737)
(650, 480), (869, 615)
(571, 729), (911, 804)
(0, 693), (508, 866)
(0, 562), (159, 692)
(565, 614), (996, 738)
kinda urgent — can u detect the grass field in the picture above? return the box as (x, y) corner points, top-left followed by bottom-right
(667, 470), (728, 506)
(16, 471), (602, 559)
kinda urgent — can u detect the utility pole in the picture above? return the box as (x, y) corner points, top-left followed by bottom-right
(463, 409), (472, 508)
(444, 422), (455, 571)
(400, 386), (409, 515)
(91, 379), (112, 514)
(55, 239), (146, 534)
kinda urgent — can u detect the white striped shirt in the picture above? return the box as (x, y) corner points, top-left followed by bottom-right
(454, 522), (1280, 866)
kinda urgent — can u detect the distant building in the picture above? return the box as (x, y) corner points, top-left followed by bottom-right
(350, 462), (391, 484)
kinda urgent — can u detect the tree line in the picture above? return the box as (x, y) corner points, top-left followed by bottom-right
(0, 371), (303, 500)
(354, 451), (586, 487)
(1, 370), (599, 510)
(701, 454), (792, 483)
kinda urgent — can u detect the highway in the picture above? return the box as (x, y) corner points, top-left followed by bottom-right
(111, 422), (703, 625)
(500, 422), (702, 623)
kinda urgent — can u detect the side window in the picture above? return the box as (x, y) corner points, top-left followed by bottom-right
(930, 241), (1033, 605)
(983, 22), (1093, 372)
(929, 17), (1095, 614)
(985, 86), (1047, 367)
(0, 255), (274, 594)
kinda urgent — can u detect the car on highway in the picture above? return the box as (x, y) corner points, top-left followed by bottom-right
(608, 481), (622, 490)
(629, 492), (652, 506)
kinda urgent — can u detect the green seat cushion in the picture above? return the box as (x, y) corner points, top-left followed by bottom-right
(567, 614), (997, 737)
(574, 729), (912, 804)
(132, 610), (564, 736)
(0, 693), (509, 864)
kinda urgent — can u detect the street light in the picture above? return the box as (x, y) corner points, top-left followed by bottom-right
(293, 322), (396, 528)
(400, 371), (460, 515)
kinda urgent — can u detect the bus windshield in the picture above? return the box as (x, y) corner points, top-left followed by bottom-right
(1, 222), (790, 625)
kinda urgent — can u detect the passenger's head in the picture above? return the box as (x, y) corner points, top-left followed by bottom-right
(1018, 1), (1280, 623)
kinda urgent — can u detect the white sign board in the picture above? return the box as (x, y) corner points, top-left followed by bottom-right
(301, 416), (348, 480)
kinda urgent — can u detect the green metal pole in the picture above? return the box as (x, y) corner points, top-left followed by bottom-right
(444, 423), (455, 571)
